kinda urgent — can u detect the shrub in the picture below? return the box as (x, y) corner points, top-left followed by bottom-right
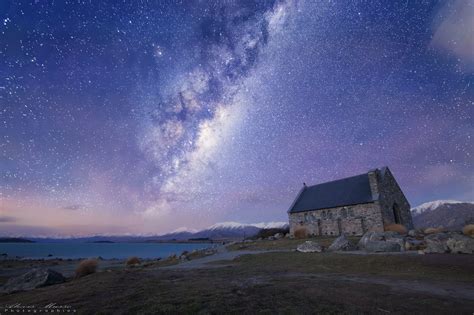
(75, 259), (98, 278)
(424, 227), (444, 235)
(462, 224), (474, 237)
(384, 224), (407, 235)
(294, 228), (308, 239)
(126, 256), (141, 266)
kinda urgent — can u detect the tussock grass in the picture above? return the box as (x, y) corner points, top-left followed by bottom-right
(126, 257), (141, 267)
(462, 224), (474, 237)
(384, 224), (407, 235)
(294, 228), (308, 239)
(75, 259), (98, 278)
(424, 227), (444, 235)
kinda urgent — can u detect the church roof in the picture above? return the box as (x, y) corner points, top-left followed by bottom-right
(287, 171), (379, 213)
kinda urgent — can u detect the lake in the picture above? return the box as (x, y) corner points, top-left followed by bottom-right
(0, 242), (214, 259)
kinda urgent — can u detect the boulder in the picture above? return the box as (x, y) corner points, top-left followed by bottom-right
(284, 233), (290, 238)
(296, 241), (323, 253)
(358, 232), (385, 249)
(274, 233), (284, 240)
(365, 240), (401, 252)
(424, 233), (449, 253)
(446, 234), (474, 254)
(1, 269), (65, 294)
(408, 230), (416, 237)
(358, 231), (404, 249)
(328, 235), (356, 251)
(405, 239), (426, 251)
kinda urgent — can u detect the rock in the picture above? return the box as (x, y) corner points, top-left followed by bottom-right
(365, 241), (401, 252)
(386, 237), (405, 252)
(296, 241), (323, 253)
(358, 231), (405, 252)
(267, 236), (276, 241)
(424, 233), (449, 253)
(285, 233), (290, 238)
(179, 254), (189, 261)
(358, 232), (385, 249)
(328, 235), (356, 251)
(274, 233), (284, 240)
(405, 239), (426, 251)
(408, 230), (416, 237)
(1, 269), (65, 294)
(446, 234), (474, 254)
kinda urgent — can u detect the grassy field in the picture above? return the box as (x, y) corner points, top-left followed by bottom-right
(1, 249), (473, 314)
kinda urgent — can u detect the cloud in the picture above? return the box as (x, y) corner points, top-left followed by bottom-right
(61, 204), (86, 211)
(430, 0), (474, 71)
(0, 216), (17, 223)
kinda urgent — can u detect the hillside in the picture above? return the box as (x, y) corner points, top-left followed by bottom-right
(411, 200), (474, 230)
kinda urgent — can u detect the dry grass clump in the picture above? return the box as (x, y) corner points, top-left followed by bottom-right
(294, 228), (308, 239)
(424, 227), (444, 235)
(462, 224), (474, 237)
(384, 224), (407, 235)
(75, 259), (98, 278)
(126, 256), (141, 267)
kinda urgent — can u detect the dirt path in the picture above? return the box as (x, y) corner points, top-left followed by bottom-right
(162, 247), (286, 269)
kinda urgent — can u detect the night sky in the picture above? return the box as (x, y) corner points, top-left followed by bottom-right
(1, 1), (473, 237)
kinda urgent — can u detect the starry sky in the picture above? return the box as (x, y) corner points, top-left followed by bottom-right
(1, 0), (473, 237)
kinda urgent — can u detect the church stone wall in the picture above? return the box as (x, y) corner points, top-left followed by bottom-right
(375, 169), (413, 229)
(289, 202), (384, 237)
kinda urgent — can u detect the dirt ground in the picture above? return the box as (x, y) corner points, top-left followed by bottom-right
(1, 250), (473, 314)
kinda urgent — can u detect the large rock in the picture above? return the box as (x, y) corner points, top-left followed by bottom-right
(274, 233), (284, 240)
(357, 231), (406, 252)
(297, 241), (323, 253)
(365, 241), (401, 252)
(358, 231), (405, 251)
(328, 235), (356, 251)
(424, 233), (450, 253)
(446, 234), (474, 254)
(1, 268), (65, 294)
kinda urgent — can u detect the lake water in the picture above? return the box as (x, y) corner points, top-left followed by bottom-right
(0, 242), (214, 259)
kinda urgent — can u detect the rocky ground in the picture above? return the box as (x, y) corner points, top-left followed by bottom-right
(0, 232), (473, 314)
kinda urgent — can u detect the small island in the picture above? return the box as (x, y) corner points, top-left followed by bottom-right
(0, 237), (35, 243)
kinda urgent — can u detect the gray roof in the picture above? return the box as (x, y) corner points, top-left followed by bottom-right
(288, 172), (377, 213)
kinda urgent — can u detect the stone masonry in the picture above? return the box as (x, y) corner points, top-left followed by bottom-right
(288, 167), (413, 237)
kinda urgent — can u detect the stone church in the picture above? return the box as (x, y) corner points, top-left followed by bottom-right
(288, 167), (413, 237)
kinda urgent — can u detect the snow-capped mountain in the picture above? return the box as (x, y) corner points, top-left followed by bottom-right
(411, 200), (474, 229)
(411, 200), (468, 216)
(183, 221), (288, 240)
(206, 221), (288, 231)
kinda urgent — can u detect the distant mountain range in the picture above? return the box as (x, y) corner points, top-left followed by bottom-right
(16, 221), (289, 243)
(411, 200), (474, 230)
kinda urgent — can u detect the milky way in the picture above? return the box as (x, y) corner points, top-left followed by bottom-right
(1, 1), (472, 236)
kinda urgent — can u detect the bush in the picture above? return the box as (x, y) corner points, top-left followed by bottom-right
(462, 224), (474, 237)
(384, 224), (407, 235)
(75, 259), (98, 278)
(254, 228), (289, 240)
(294, 228), (308, 239)
(126, 256), (141, 266)
(424, 227), (444, 235)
